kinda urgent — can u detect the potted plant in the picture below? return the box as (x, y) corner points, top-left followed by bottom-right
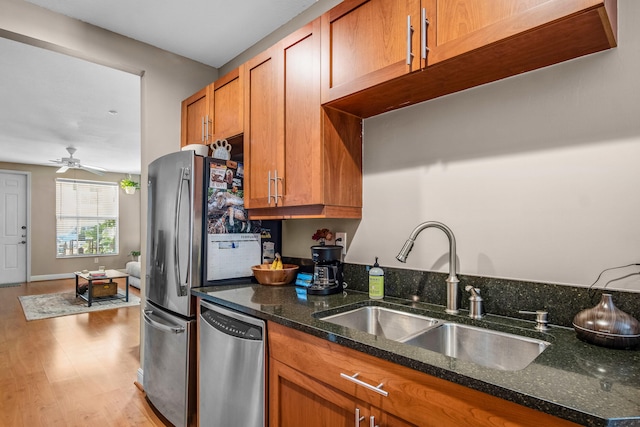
(120, 177), (140, 194)
(312, 228), (334, 246)
(129, 250), (141, 262)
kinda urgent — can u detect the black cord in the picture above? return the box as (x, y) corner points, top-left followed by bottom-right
(587, 263), (640, 303)
(603, 272), (640, 288)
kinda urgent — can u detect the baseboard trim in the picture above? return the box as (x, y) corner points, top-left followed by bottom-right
(30, 273), (75, 281)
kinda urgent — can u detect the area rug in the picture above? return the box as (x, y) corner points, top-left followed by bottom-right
(18, 291), (141, 321)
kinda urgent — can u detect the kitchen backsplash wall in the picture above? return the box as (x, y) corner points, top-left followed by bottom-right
(281, 1), (640, 293)
(285, 256), (640, 329)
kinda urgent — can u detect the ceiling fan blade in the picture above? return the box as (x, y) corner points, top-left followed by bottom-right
(56, 166), (69, 174)
(80, 165), (106, 175)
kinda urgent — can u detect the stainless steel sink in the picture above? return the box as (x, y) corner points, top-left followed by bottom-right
(317, 304), (550, 371)
(318, 306), (442, 341)
(400, 322), (550, 371)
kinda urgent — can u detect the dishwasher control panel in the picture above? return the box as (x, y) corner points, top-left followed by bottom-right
(201, 307), (263, 340)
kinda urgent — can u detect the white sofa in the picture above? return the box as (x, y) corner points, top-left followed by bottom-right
(126, 261), (141, 289)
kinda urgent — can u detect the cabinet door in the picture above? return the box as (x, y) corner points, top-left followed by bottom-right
(269, 322), (583, 427)
(428, 0), (556, 65)
(321, 0), (422, 103)
(243, 46), (283, 209)
(281, 19), (322, 207)
(270, 358), (371, 427)
(212, 68), (243, 140)
(180, 86), (211, 147)
(371, 408), (419, 427)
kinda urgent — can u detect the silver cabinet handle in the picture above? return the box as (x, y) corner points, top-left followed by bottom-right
(268, 170), (273, 205)
(370, 416), (379, 427)
(273, 169), (282, 206)
(201, 117), (205, 142)
(406, 15), (414, 66)
(273, 170), (278, 206)
(340, 372), (388, 397)
(421, 8), (430, 60)
(355, 408), (364, 426)
(267, 170), (283, 206)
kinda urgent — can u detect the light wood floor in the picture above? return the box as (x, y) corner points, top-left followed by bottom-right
(0, 279), (169, 427)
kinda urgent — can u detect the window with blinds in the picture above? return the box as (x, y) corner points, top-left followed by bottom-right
(56, 178), (119, 258)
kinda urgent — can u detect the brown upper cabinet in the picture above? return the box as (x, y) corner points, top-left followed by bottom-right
(181, 68), (244, 148)
(180, 85), (212, 147)
(243, 19), (362, 219)
(211, 68), (243, 141)
(322, 0), (618, 118)
(320, 0), (426, 103)
(321, 0), (422, 102)
(243, 42), (280, 210)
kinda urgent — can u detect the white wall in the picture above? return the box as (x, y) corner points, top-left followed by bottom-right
(285, 1), (640, 292)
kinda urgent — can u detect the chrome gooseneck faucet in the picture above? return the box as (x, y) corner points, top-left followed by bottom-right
(396, 221), (460, 314)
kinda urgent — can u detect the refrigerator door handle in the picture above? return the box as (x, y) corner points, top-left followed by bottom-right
(143, 309), (186, 334)
(174, 167), (191, 297)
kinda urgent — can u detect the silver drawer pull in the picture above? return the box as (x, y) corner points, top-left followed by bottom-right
(340, 372), (388, 397)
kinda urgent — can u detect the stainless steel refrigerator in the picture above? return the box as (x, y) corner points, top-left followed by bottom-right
(143, 150), (203, 427)
(143, 150), (280, 427)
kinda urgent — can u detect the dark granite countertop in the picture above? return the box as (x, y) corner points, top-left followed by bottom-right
(192, 284), (640, 427)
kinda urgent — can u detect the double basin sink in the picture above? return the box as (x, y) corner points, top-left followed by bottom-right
(316, 305), (550, 371)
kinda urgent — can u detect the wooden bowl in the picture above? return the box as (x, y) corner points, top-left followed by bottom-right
(251, 264), (299, 286)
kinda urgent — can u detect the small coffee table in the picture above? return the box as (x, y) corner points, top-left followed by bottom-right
(74, 269), (130, 307)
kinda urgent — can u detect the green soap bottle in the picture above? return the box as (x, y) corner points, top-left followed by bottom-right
(369, 257), (384, 299)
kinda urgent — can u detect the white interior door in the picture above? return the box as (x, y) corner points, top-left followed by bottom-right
(0, 171), (28, 284)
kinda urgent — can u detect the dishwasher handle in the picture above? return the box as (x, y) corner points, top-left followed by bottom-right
(143, 309), (186, 334)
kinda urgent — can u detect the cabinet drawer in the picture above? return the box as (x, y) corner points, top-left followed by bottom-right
(268, 322), (581, 427)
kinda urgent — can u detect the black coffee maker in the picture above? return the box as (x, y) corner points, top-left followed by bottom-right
(308, 245), (343, 295)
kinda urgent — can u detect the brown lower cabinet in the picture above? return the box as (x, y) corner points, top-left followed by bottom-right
(268, 322), (581, 427)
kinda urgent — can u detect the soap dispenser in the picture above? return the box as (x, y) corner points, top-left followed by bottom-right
(369, 257), (384, 299)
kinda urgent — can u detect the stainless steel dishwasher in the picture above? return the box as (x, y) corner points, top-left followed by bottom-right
(198, 300), (265, 427)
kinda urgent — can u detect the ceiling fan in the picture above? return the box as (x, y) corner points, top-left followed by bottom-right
(50, 146), (107, 176)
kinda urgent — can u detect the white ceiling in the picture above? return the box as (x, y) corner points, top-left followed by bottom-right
(0, 0), (317, 175)
(25, 0), (318, 69)
(0, 37), (141, 175)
